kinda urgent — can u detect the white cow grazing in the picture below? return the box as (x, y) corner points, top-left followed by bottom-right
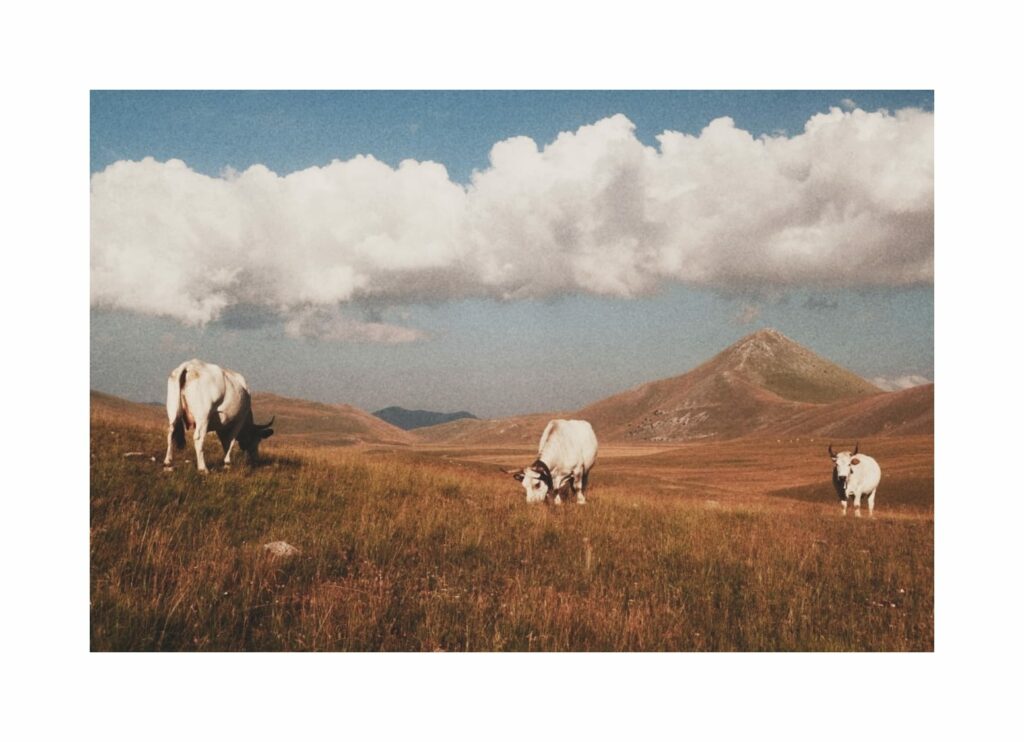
(163, 359), (274, 473)
(509, 419), (598, 504)
(829, 443), (882, 517)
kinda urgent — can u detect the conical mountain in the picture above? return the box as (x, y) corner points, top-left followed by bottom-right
(578, 329), (883, 441)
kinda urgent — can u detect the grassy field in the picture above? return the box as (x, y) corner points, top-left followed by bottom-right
(90, 415), (933, 651)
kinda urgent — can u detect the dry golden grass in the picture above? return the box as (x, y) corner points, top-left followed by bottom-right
(91, 413), (933, 651)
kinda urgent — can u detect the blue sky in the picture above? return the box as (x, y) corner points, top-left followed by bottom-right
(92, 90), (933, 182)
(91, 91), (933, 416)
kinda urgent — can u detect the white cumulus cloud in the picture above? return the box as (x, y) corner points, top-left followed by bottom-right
(91, 107), (933, 339)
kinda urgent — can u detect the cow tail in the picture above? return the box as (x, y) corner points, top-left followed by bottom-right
(167, 367), (187, 449)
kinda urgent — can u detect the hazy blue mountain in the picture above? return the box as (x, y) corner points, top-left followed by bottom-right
(372, 406), (478, 430)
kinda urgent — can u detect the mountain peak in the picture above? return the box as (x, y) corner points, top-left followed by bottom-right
(709, 329), (880, 402)
(575, 330), (887, 442)
(745, 327), (788, 341)
(715, 328), (802, 371)
(733, 327), (797, 350)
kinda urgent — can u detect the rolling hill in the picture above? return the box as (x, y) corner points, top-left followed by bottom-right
(771, 382), (933, 438)
(411, 412), (562, 446)
(251, 393), (413, 446)
(90, 390), (413, 447)
(90, 390), (165, 428)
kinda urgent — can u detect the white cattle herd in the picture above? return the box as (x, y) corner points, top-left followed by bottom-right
(161, 359), (882, 513)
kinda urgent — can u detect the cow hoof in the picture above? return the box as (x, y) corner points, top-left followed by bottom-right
(577, 498), (587, 505)
(553, 495), (563, 505)
(162, 465), (173, 472)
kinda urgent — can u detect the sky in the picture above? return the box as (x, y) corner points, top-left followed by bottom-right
(91, 91), (933, 417)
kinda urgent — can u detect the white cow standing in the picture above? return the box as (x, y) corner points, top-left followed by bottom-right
(164, 359), (274, 473)
(509, 419), (598, 504)
(829, 443), (882, 517)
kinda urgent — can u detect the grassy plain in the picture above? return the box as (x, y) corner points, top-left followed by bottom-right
(90, 410), (933, 651)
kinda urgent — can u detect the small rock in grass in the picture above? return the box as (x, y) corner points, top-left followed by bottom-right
(262, 541), (300, 558)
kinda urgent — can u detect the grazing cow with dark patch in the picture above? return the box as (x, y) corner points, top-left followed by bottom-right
(508, 419), (598, 504)
(163, 359), (274, 473)
(829, 443), (882, 517)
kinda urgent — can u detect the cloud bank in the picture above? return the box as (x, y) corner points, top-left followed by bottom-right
(91, 107), (933, 339)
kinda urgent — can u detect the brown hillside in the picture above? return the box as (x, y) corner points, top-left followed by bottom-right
(90, 390), (412, 447)
(413, 412), (560, 447)
(90, 390), (165, 428)
(253, 392), (413, 446)
(771, 383), (933, 438)
(579, 329), (883, 442)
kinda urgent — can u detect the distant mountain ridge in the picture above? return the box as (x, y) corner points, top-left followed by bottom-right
(91, 329), (931, 448)
(417, 329), (931, 444)
(373, 406), (478, 431)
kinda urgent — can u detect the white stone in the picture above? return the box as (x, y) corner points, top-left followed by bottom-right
(262, 541), (300, 557)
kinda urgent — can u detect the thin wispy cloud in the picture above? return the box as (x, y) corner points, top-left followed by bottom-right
(871, 374), (932, 391)
(283, 306), (427, 344)
(91, 107), (933, 340)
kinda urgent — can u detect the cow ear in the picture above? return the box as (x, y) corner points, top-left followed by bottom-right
(513, 470), (525, 482)
(261, 428), (274, 439)
(851, 457), (860, 465)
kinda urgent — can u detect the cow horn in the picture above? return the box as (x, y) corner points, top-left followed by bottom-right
(257, 416), (275, 429)
(499, 466), (526, 481)
(852, 441), (859, 455)
(828, 443), (836, 458)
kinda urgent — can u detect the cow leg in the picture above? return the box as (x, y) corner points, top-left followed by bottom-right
(218, 430), (237, 468)
(841, 498), (848, 516)
(867, 489), (877, 517)
(573, 468), (586, 504)
(551, 475), (573, 505)
(853, 492), (862, 517)
(193, 420), (209, 473)
(224, 438), (237, 467)
(164, 422), (176, 467)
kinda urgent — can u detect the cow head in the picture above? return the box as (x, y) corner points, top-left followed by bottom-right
(239, 416), (275, 462)
(507, 460), (554, 503)
(828, 442), (859, 494)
